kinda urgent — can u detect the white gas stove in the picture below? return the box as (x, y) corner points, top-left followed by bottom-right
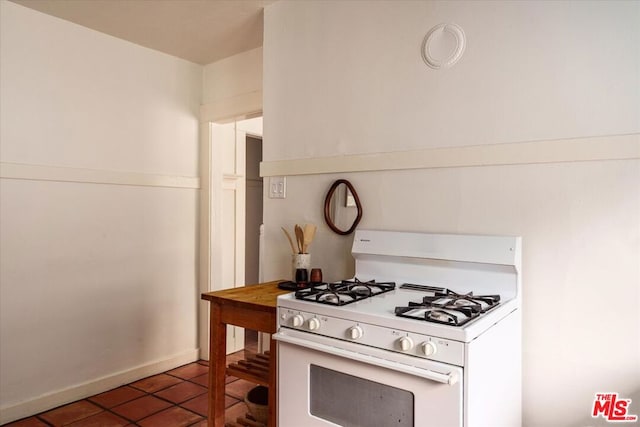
(274, 229), (522, 427)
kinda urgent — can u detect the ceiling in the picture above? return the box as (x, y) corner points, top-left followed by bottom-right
(11, 0), (276, 65)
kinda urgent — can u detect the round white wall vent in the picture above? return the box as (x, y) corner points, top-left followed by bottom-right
(421, 23), (466, 69)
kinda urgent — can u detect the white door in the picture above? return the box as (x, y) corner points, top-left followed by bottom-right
(199, 121), (246, 358)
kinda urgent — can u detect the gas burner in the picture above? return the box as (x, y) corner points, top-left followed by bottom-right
(395, 284), (500, 326)
(317, 292), (354, 305)
(395, 305), (477, 326)
(294, 278), (395, 306)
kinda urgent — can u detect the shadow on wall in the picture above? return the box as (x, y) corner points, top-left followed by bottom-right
(572, 389), (640, 426)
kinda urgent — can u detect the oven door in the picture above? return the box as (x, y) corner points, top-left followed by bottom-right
(274, 329), (463, 427)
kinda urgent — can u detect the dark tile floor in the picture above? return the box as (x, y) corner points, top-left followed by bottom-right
(4, 342), (261, 427)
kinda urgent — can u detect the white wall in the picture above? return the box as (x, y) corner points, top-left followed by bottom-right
(201, 47), (263, 122)
(203, 47), (262, 106)
(264, 0), (638, 161)
(0, 2), (202, 422)
(262, 1), (640, 426)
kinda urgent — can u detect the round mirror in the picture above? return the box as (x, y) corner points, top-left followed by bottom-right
(323, 179), (363, 235)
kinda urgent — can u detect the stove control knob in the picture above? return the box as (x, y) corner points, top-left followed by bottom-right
(307, 317), (321, 331)
(348, 326), (363, 340)
(291, 314), (304, 328)
(398, 337), (414, 352)
(421, 341), (437, 357)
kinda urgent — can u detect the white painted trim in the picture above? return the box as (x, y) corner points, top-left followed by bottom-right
(0, 348), (199, 425)
(223, 174), (244, 180)
(260, 133), (640, 177)
(234, 127), (247, 290)
(198, 122), (214, 361)
(0, 162), (200, 189)
(200, 91), (263, 123)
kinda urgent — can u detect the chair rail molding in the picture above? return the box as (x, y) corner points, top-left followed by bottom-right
(0, 162), (200, 189)
(260, 133), (640, 177)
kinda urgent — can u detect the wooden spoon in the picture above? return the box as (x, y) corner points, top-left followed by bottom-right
(294, 224), (304, 254)
(303, 223), (317, 253)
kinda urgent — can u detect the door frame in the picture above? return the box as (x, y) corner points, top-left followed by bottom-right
(198, 104), (262, 360)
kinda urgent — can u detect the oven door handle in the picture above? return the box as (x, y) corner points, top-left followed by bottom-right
(273, 332), (459, 386)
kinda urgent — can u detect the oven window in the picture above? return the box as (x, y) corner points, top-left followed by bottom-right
(309, 364), (414, 427)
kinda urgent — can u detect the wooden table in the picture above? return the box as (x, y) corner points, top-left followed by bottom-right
(201, 280), (290, 427)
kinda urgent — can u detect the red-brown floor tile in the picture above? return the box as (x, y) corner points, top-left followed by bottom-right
(110, 395), (172, 421)
(226, 395), (241, 409)
(154, 381), (207, 404)
(7, 352), (276, 427)
(88, 386), (145, 408)
(190, 373), (208, 387)
(137, 406), (203, 427)
(129, 374), (182, 393)
(225, 379), (258, 400)
(179, 394), (207, 417)
(166, 362), (208, 380)
(224, 402), (249, 425)
(39, 400), (102, 426)
(66, 411), (129, 427)
(2, 417), (49, 427)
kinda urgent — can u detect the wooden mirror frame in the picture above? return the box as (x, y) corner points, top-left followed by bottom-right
(323, 179), (363, 235)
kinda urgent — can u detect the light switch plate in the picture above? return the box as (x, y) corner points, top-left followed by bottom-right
(269, 176), (286, 199)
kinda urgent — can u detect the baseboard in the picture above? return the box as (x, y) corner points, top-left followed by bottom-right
(0, 348), (199, 425)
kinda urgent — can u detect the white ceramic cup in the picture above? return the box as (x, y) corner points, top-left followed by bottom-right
(292, 253), (311, 280)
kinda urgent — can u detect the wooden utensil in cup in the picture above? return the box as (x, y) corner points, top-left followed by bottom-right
(303, 223), (317, 253)
(294, 224), (304, 254)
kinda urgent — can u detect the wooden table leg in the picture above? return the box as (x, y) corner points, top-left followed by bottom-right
(208, 303), (226, 427)
(268, 334), (277, 427)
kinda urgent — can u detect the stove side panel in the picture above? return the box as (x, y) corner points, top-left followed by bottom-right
(464, 309), (522, 427)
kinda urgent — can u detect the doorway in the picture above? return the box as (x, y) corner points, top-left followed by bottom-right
(244, 136), (263, 286)
(198, 116), (263, 359)
(243, 133), (263, 349)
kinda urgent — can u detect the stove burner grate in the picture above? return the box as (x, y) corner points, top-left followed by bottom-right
(294, 278), (396, 306)
(395, 284), (501, 326)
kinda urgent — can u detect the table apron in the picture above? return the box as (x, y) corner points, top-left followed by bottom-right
(215, 304), (277, 333)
